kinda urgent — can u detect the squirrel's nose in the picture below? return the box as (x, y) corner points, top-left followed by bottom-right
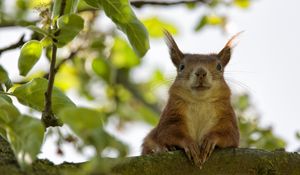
(195, 68), (207, 78)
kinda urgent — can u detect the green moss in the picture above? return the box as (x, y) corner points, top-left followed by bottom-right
(1, 136), (300, 175)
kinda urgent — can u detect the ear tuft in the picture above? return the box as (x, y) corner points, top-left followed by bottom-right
(218, 31), (243, 66)
(163, 29), (184, 67)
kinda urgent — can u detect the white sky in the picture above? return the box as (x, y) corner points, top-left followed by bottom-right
(1, 0), (300, 164)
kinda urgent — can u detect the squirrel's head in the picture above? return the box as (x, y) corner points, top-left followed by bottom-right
(164, 30), (241, 101)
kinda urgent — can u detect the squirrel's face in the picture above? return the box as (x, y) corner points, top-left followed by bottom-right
(164, 30), (241, 99)
(175, 54), (224, 92)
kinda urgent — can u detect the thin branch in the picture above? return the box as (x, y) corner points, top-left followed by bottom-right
(42, 43), (61, 127)
(130, 0), (209, 8)
(42, 0), (67, 127)
(0, 20), (38, 28)
(0, 34), (26, 56)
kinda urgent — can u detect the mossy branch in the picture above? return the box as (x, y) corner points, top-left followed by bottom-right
(1, 136), (299, 175)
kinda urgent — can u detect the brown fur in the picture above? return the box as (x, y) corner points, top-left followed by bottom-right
(142, 31), (240, 168)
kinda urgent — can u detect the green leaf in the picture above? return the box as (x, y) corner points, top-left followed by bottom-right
(40, 37), (52, 47)
(64, 0), (80, 15)
(234, 0), (250, 9)
(0, 94), (12, 104)
(0, 97), (44, 167)
(58, 107), (107, 150)
(0, 95), (20, 140)
(195, 15), (225, 31)
(111, 37), (139, 68)
(83, 0), (149, 57)
(0, 96), (20, 125)
(142, 17), (178, 38)
(52, 0), (79, 17)
(0, 65), (9, 84)
(27, 25), (50, 37)
(78, 0), (96, 11)
(92, 58), (111, 82)
(52, 0), (63, 17)
(56, 14), (84, 47)
(18, 40), (43, 76)
(59, 107), (128, 155)
(0, 65), (12, 91)
(206, 15), (224, 25)
(13, 78), (76, 114)
(8, 115), (44, 167)
(59, 107), (103, 130)
(195, 15), (208, 31)
(29, 0), (51, 9)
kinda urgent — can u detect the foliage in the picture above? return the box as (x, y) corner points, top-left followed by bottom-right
(0, 97), (44, 168)
(83, 0), (150, 57)
(18, 40), (43, 76)
(0, 0), (290, 174)
(13, 78), (76, 114)
(56, 14), (84, 47)
(233, 94), (286, 150)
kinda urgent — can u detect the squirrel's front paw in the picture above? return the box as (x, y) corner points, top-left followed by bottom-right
(183, 141), (202, 168)
(199, 136), (216, 166)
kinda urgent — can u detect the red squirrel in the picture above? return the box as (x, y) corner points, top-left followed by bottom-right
(141, 30), (240, 168)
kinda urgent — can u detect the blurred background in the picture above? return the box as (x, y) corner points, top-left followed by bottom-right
(0, 0), (300, 164)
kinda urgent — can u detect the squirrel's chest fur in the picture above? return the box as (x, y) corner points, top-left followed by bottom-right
(185, 102), (218, 143)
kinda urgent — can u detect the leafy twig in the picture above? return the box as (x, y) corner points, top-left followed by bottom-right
(41, 0), (67, 127)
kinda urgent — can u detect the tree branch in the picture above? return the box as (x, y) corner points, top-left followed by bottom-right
(1, 136), (300, 175)
(0, 34), (26, 56)
(130, 0), (209, 8)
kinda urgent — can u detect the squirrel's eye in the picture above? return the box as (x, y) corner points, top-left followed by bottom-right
(216, 63), (222, 71)
(179, 64), (185, 71)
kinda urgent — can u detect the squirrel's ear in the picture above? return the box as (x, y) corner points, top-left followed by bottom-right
(164, 30), (184, 67)
(217, 32), (243, 66)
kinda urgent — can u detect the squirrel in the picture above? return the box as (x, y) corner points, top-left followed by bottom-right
(141, 30), (241, 168)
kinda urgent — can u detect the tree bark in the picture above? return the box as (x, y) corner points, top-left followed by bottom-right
(0, 137), (299, 175)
